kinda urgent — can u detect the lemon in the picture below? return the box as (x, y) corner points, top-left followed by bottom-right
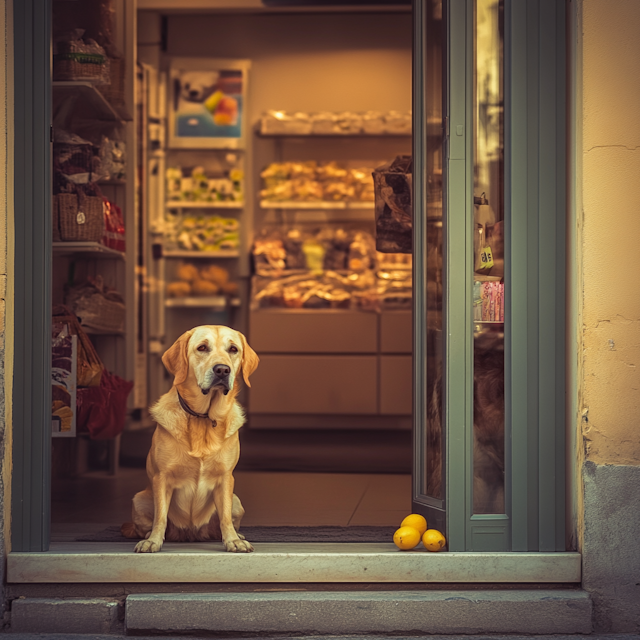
(401, 514), (428, 537)
(422, 529), (447, 552)
(393, 526), (421, 550)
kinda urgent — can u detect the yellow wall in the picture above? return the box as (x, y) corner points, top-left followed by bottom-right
(581, 0), (640, 465)
(0, 0), (13, 553)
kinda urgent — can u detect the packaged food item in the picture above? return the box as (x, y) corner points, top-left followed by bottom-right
(302, 239), (326, 271)
(200, 264), (230, 286)
(165, 166), (243, 203)
(373, 155), (412, 253)
(310, 111), (337, 134)
(252, 234), (287, 274)
(362, 111), (385, 134)
(191, 279), (219, 296)
(334, 112), (362, 134)
(384, 111), (412, 135)
(260, 110), (312, 135)
(283, 229), (306, 269)
(167, 281), (191, 298)
(177, 263), (199, 282)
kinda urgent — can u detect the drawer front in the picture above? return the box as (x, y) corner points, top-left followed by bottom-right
(250, 355), (378, 414)
(379, 355), (412, 415)
(380, 311), (412, 353)
(250, 311), (378, 353)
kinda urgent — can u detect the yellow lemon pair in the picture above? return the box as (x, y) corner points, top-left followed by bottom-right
(392, 514), (446, 551)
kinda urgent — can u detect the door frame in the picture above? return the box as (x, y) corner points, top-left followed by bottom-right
(11, 0), (569, 554)
(412, 0), (568, 552)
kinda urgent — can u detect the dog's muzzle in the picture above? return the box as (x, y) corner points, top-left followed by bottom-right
(211, 363), (231, 395)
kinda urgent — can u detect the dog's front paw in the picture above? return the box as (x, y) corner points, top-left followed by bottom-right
(134, 538), (163, 553)
(224, 537), (254, 553)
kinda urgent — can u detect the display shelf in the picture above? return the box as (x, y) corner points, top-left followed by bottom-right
(83, 327), (125, 336)
(165, 296), (241, 309)
(258, 131), (412, 138)
(474, 320), (504, 325)
(166, 201), (244, 209)
(52, 81), (124, 124)
(260, 200), (374, 210)
(162, 249), (240, 259)
(97, 179), (126, 186)
(52, 242), (125, 260)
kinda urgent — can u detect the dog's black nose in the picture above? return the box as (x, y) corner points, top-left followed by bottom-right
(213, 364), (230, 378)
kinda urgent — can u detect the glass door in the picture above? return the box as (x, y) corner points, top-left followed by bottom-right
(412, 0), (447, 537)
(413, 0), (568, 552)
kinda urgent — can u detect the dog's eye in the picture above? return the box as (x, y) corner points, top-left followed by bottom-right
(229, 345), (238, 354)
(197, 344), (208, 352)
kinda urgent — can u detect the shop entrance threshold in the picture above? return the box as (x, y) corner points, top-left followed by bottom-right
(8, 542), (581, 583)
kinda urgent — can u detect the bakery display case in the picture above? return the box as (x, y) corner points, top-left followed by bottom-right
(249, 133), (413, 427)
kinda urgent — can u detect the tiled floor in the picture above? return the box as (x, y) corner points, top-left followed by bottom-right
(51, 467), (411, 541)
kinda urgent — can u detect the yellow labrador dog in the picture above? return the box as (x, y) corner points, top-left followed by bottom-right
(121, 325), (259, 553)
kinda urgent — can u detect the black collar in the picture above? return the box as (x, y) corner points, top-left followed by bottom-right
(177, 391), (217, 427)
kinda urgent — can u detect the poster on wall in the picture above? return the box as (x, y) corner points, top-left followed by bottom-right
(168, 58), (250, 149)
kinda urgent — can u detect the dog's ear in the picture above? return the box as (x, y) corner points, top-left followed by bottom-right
(238, 332), (259, 388)
(162, 329), (194, 386)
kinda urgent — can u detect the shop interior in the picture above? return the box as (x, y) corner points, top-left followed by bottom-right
(50, 0), (419, 542)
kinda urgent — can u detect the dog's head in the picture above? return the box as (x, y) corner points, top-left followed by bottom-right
(178, 71), (219, 103)
(162, 326), (259, 395)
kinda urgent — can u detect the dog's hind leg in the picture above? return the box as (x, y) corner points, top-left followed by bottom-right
(124, 488), (154, 540)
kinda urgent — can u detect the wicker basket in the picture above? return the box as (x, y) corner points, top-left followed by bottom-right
(52, 195), (61, 242)
(53, 53), (107, 81)
(74, 293), (126, 334)
(58, 193), (105, 242)
(98, 58), (125, 106)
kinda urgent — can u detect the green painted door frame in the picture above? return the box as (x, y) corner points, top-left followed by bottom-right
(413, 0), (567, 551)
(11, 0), (567, 554)
(11, 0), (53, 552)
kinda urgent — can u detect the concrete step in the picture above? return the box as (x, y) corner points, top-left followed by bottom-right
(124, 590), (593, 636)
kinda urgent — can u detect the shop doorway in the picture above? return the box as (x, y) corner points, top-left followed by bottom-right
(11, 0), (568, 555)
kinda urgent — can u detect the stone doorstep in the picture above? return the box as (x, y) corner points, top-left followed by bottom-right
(7, 543), (582, 583)
(9, 591), (593, 635)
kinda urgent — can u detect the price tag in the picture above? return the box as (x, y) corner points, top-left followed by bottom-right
(479, 245), (494, 269)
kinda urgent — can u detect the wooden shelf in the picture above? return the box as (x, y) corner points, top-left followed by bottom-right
(52, 81), (125, 123)
(165, 201), (244, 209)
(260, 200), (374, 210)
(52, 242), (125, 260)
(165, 296), (241, 309)
(162, 249), (240, 259)
(258, 131), (411, 138)
(83, 327), (125, 336)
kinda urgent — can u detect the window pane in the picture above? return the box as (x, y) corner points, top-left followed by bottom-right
(473, 0), (505, 514)
(424, 0), (445, 500)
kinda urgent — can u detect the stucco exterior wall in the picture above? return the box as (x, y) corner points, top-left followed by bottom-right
(581, 0), (640, 466)
(0, 0), (12, 596)
(580, 1), (640, 632)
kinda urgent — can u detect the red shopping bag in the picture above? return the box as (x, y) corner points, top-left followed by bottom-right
(76, 370), (133, 439)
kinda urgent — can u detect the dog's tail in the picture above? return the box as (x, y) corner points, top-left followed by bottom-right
(121, 522), (140, 538)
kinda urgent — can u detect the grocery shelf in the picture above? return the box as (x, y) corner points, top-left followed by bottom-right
(52, 81), (124, 124)
(166, 201), (244, 209)
(258, 131), (412, 138)
(83, 327), (125, 336)
(162, 249), (240, 259)
(52, 242), (125, 260)
(260, 200), (374, 210)
(165, 296), (241, 309)
(474, 320), (504, 325)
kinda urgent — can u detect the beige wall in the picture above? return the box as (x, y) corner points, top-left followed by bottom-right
(166, 12), (413, 121)
(581, 0), (640, 465)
